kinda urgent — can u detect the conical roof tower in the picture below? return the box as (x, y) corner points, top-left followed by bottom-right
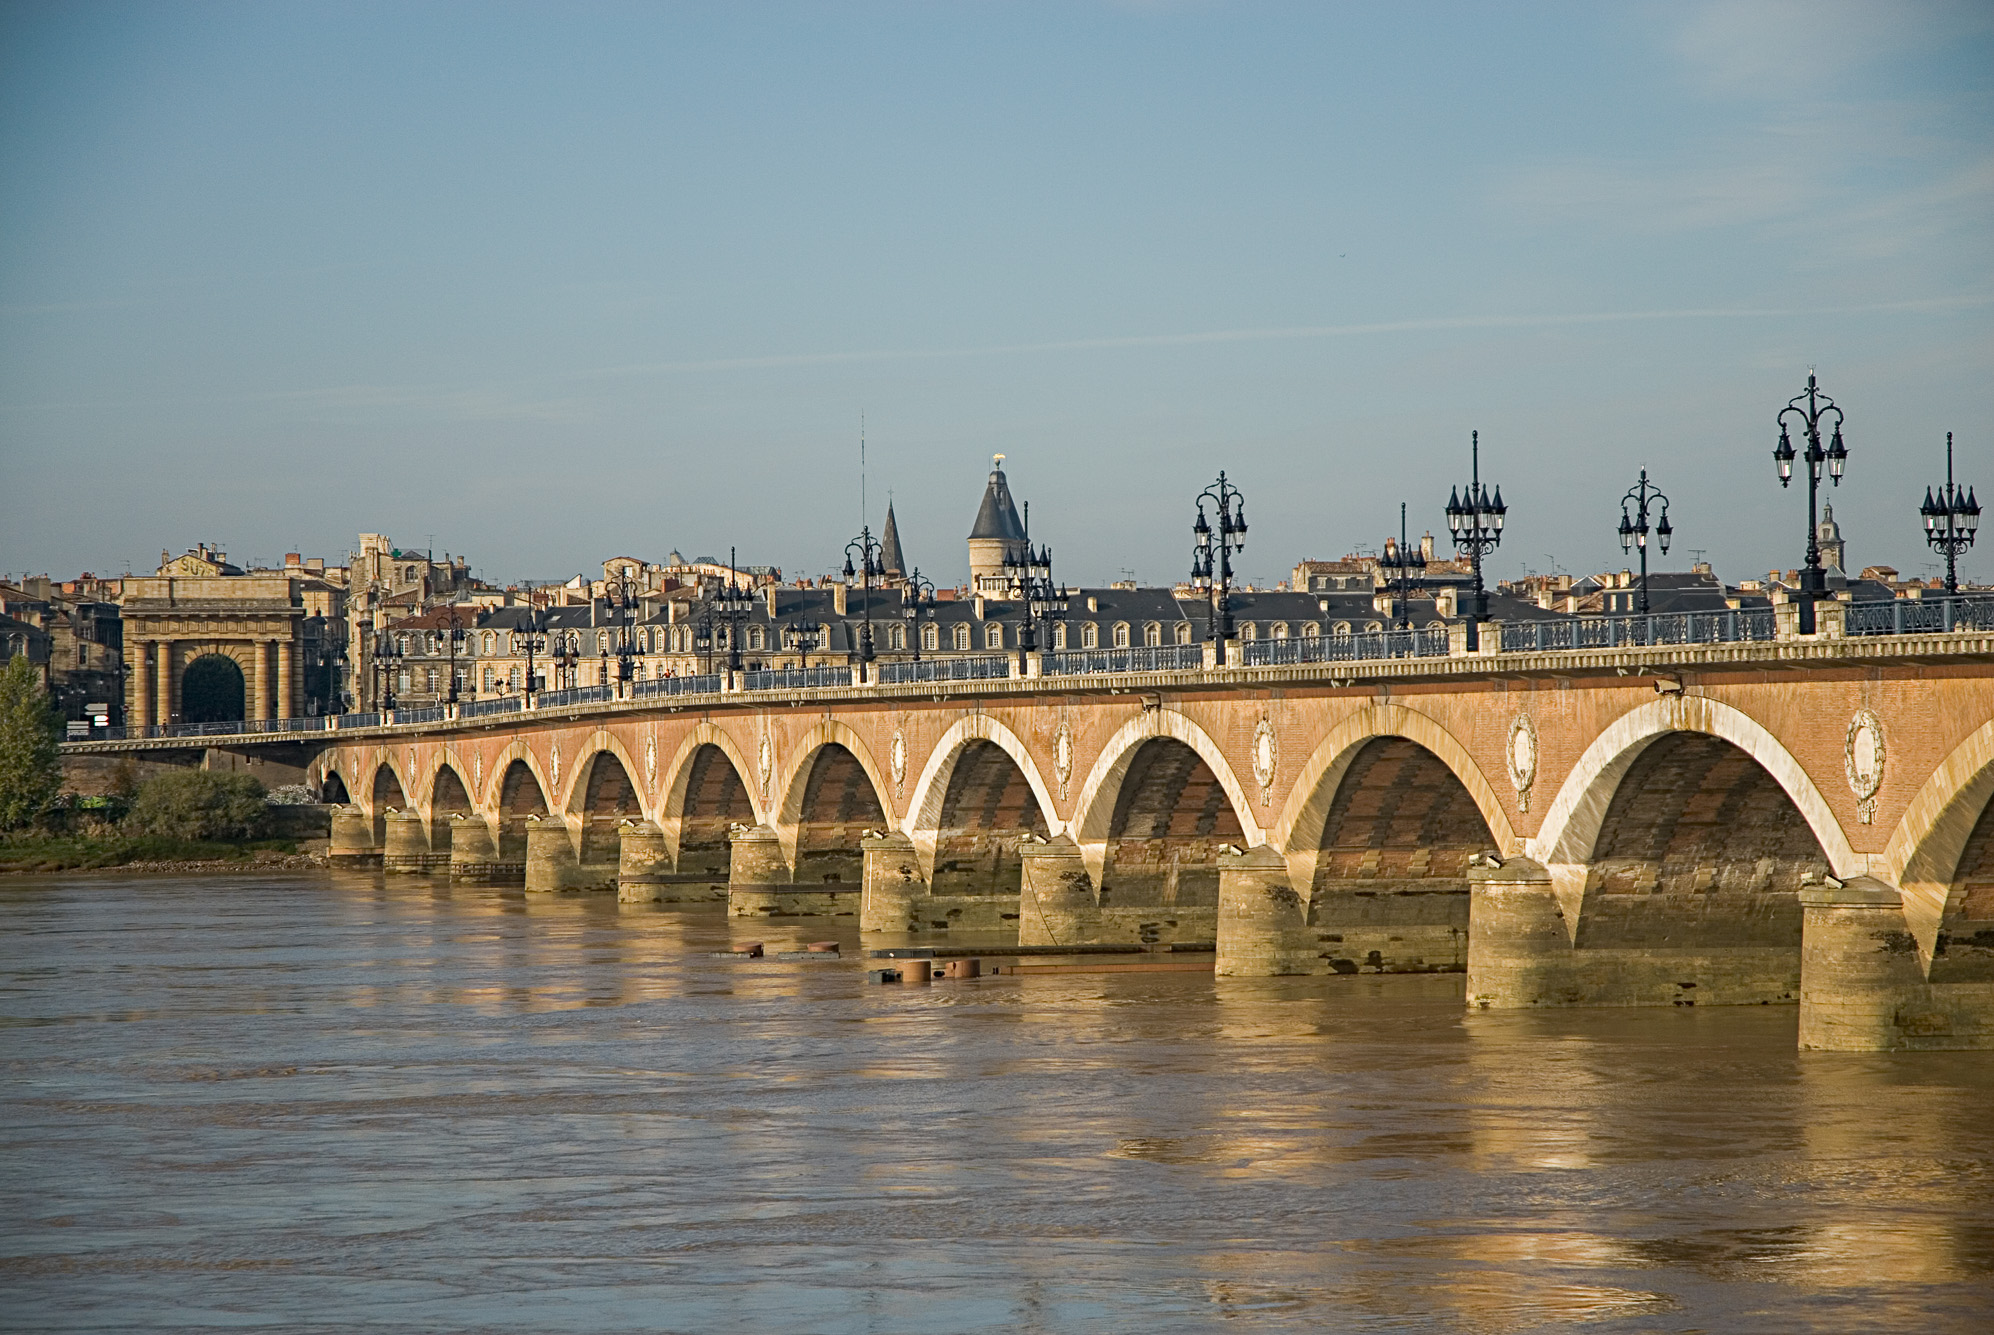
(880, 501), (906, 578)
(968, 454), (1029, 590)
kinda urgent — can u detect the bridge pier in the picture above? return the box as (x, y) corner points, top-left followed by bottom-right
(727, 823), (858, 917)
(382, 810), (444, 873)
(448, 814), (517, 882)
(328, 805), (380, 868)
(1799, 881), (1994, 1050)
(525, 818), (608, 894)
(1215, 846), (1313, 975)
(860, 832), (924, 931)
(1466, 858), (1800, 1008)
(1018, 835), (1213, 947)
(616, 821), (670, 902)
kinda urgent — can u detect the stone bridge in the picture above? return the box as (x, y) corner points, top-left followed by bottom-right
(70, 628), (1994, 1050)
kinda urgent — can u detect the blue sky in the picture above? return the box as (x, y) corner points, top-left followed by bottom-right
(3, 1), (1989, 589)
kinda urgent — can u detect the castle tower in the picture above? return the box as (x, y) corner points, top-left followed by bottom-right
(967, 455), (1028, 592)
(1818, 501), (1846, 575)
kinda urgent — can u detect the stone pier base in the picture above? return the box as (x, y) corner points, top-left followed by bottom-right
(328, 806), (381, 869)
(1799, 880), (1994, 1050)
(1018, 836), (1213, 947)
(524, 819), (611, 894)
(448, 815), (521, 882)
(617, 821), (671, 902)
(383, 810), (446, 873)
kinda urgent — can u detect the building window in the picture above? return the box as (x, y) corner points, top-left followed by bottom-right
(888, 624), (905, 651)
(1175, 622), (1192, 644)
(482, 668), (494, 691)
(985, 623), (1004, 649)
(398, 670), (410, 693)
(1053, 623), (1068, 650)
(748, 627), (765, 651)
(1301, 622), (1320, 638)
(952, 624), (971, 651)
(1365, 621), (1383, 632)
(1240, 623), (1257, 640)
(1112, 622), (1129, 648)
(425, 668), (437, 693)
(1272, 622), (1289, 639)
(1143, 622), (1161, 647)
(1081, 623), (1098, 648)
(508, 667), (520, 690)
(923, 623), (939, 653)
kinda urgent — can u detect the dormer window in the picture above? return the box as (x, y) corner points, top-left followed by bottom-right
(1081, 623), (1098, 648)
(1143, 622), (1161, 646)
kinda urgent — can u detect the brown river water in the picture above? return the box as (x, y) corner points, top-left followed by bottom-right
(2, 872), (1990, 1333)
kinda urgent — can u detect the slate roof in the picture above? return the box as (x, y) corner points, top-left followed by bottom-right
(969, 467), (1026, 541)
(879, 502), (906, 576)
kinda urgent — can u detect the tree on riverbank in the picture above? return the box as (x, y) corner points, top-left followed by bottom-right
(123, 770), (271, 842)
(0, 655), (63, 830)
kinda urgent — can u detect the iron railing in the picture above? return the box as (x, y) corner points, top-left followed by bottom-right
(534, 685), (614, 710)
(1238, 630), (1446, 666)
(631, 672), (724, 699)
(460, 696), (525, 718)
(878, 655), (1011, 684)
(1844, 594), (1994, 636)
(742, 665), (852, 691)
(1043, 643), (1208, 676)
(394, 706), (447, 725)
(1500, 607), (1776, 653)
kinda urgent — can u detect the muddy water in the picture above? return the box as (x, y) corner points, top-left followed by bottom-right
(1, 873), (1990, 1333)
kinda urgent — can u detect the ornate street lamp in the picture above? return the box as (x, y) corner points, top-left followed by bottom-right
(715, 548), (757, 673)
(1617, 467), (1673, 616)
(842, 530), (884, 671)
(1001, 502), (1067, 659)
(900, 568), (936, 661)
(1773, 370), (1848, 633)
(1444, 430), (1506, 649)
(518, 611), (548, 705)
(605, 566), (641, 689)
(783, 619), (823, 669)
(1380, 501), (1426, 631)
(693, 605), (717, 676)
(374, 629), (403, 711)
(1191, 471), (1247, 664)
(1922, 432), (1979, 597)
(441, 607), (467, 705)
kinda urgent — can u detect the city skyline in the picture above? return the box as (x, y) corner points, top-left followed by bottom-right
(3, 2), (1989, 588)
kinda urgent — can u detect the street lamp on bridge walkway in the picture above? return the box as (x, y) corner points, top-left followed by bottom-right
(1380, 501), (1425, 631)
(1192, 472), (1247, 664)
(1922, 432), (1979, 597)
(1618, 467), (1673, 616)
(842, 531), (885, 674)
(1444, 431), (1505, 649)
(900, 569), (936, 661)
(1773, 370), (1848, 633)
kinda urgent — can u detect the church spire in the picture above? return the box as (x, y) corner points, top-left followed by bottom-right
(880, 500), (906, 577)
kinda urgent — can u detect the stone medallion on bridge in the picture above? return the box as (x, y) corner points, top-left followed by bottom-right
(1845, 709), (1884, 824)
(550, 742), (561, 790)
(473, 752), (483, 792)
(1507, 712), (1538, 812)
(1054, 722), (1074, 801)
(891, 729), (907, 792)
(757, 733), (773, 801)
(1251, 718), (1277, 804)
(645, 734), (658, 789)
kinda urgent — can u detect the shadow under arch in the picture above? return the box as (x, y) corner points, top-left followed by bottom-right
(1071, 709), (1259, 880)
(903, 715), (1059, 879)
(1886, 719), (1994, 965)
(773, 720), (895, 865)
(1270, 703), (1516, 892)
(565, 737), (644, 865)
(657, 721), (765, 854)
(558, 730), (647, 819)
(480, 737), (552, 814)
(1528, 695), (1857, 877)
(425, 756), (476, 855)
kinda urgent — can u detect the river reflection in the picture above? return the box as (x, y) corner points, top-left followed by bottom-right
(1, 873), (1989, 1332)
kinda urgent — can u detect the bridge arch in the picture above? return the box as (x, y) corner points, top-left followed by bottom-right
(1271, 703), (1514, 889)
(480, 739), (552, 814)
(368, 757), (409, 814)
(1072, 709), (1258, 857)
(1529, 695), (1857, 877)
(659, 723), (764, 831)
(423, 754), (476, 817)
(905, 715), (1059, 872)
(776, 721), (892, 881)
(559, 731), (647, 820)
(659, 724), (759, 882)
(1885, 719), (1994, 961)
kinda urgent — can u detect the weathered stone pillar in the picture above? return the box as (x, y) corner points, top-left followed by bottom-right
(1464, 856), (1570, 1008)
(156, 641), (175, 724)
(277, 638), (296, 721)
(860, 831), (923, 932)
(132, 641), (152, 729)
(448, 815), (513, 882)
(1017, 836), (1094, 947)
(524, 818), (582, 894)
(382, 810), (434, 873)
(726, 824), (792, 916)
(327, 806), (380, 867)
(617, 821), (671, 902)
(1799, 880), (1993, 1051)
(1215, 845), (1313, 976)
(251, 641), (269, 722)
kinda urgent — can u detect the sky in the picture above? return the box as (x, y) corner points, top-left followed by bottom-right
(2, 0), (1990, 591)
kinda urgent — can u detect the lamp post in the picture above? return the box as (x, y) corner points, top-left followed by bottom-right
(783, 619), (823, 669)
(715, 549), (757, 673)
(1444, 431), (1506, 650)
(900, 569), (936, 661)
(548, 632), (577, 693)
(842, 530), (884, 673)
(1922, 432), (1980, 597)
(519, 612), (547, 706)
(1773, 370), (1848, 633)
(1617, 467), (1673, 616)
(693, 605), (717, 677)
(1191, 472), (1247, 664)
(1380, 501), (1426, 631)
(441, 607), (467, 705)
(605, 566), (640, 691)
(374, 629), (403, 712)
(1001, 502), (1067, 662)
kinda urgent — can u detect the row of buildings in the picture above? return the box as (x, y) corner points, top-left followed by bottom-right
(0, 465), (1971, 729)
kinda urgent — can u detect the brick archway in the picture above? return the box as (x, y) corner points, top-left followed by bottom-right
(904, 715), (1059, 878)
